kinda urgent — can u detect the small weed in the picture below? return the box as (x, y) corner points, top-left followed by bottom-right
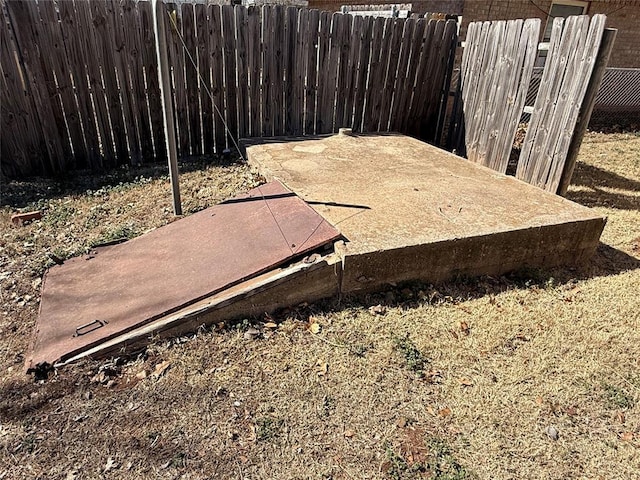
(394, 334), (429, 376)
(44, 204), (76, 227)
(255, 417), (283, 442)
(349, 342), (370, 357)
(425, 437), (473, 480)
(170, 452), (186, 468)
(602, 383), (635, 409)
(383, 443), (425, 480)
(233, 318), (252, 332)
(321, 395), (335, 417)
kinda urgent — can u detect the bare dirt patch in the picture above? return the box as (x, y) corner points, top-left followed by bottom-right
(1, 134), (639, 479)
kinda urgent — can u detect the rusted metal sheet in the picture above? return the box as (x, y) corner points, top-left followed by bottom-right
(27, 181), (341, 370)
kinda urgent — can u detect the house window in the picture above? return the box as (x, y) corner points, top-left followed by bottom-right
(543, 1), (589, 41)
(537, 1), (588, 66)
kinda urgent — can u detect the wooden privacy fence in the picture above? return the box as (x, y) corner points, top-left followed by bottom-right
(0, 0), (458, 178)
(448, 14), (610, 194)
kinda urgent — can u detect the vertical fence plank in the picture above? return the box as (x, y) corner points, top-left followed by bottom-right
(262, 5), (273, 136)
(271, 6), (285, 136)
(58, 0), (102, 166)
(89, 1), (129, 163)
(323, 12), (342, 133)
(421, 20), (457, 142)
(406, 19), (440, 138)
(352, 16), (373, 132)
(164, 2), (189, 157)
(6, 0), (65, 172)
(208, 4), (225, 151)
(388, 18), (415, 132)
(76, 0), (116, 166)
(182, 2), (202, 155)
(304, 9), (319, 135)
(105, 0), (142, 162)
(235, 5), (249, 139)
(392, 18), (425, 133)
(316, 11), (331, 134)
(35, 1), (77, 163)
(334, 13), (352, 130)
(222, 5), (238, 144)
(247, 5), (261, 138)
(283, 6), (298, 135)
(363, 17), (386, 132)
(378, 18), (404, 131)
(139, 0), (165, 161)
(123, 0), (153, 162)
(294, 7), (308, 135)
(0, 7), (42, 176)
(341, 14), (362, 128)
(196, 3), (213, 154)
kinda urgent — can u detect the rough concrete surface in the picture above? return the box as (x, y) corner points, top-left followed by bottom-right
(245, 133), (606, 293)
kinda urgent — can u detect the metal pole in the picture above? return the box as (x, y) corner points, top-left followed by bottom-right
(152, 0), (182, 215)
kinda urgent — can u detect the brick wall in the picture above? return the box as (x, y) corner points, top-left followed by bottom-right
(308, 0), (463, 15)
(460, 1), (640, 68)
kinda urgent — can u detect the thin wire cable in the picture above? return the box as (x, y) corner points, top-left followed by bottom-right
(166, 8), (295, 254)
(167, 10), (245, 162)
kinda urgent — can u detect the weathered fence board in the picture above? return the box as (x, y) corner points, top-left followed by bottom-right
(1, 1), (458, 178)
(6, 0), (65, 173)
(90, 1), (130, 163)
(456, 18), (540, 173)
(182, 3), (201, 155)
(209, 4), (226, 150)
(36, 0), (77, 164)
(0, 5), (43, 176)
(517, 15), (605, 192)
(247, 5), (261, 138)
(140, 1), (165, 160)
(304, 9), (320, 135)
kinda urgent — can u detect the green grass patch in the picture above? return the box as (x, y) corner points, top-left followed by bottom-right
(394, 334), (429, 376)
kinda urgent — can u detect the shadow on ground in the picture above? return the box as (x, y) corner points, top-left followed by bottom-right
(1, 153), (244, 209)
(567, 163), (640, 211)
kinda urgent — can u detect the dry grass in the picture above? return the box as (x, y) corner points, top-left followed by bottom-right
(1, 133), (638, 479)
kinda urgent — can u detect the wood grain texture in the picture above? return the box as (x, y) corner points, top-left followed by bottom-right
(517, 15), (605, 192)
(1, 4), (460, 177)
(459, 18), (539, 173)
(209, 4), (226, 150)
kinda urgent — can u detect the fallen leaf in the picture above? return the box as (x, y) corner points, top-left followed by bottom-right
(135, 370), (148, 380)
(368, 304), (386, 315)
(396, 418), (408, 428)
(104, 457), (119, 473)
(426, 406), (435, 416)
(264, 322), (278, 329)
(535, 396), (544, 406)
(545, 425), (559, 441)
(344, 428), (355, 438)
(316, 361), (328, 376)
(620, 431), (634, 442)
(565, 406), (577, 416)
(615, 411), (626, 424)
(459, 321), (470, 335)
(309, 323), (321, 334)
(459, 377), (473, 387)
(244, 327), (261, 340)
(438, 407), (452, 417)
(153, 361), (170, 378)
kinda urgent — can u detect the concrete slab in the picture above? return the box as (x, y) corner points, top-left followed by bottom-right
(245, 133), (606, 293)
